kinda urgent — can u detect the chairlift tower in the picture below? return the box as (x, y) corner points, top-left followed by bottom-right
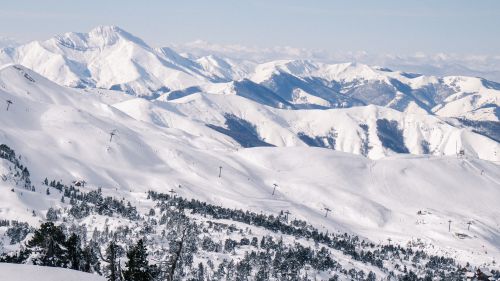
(272, 183), (278, 195)
(109, 130), (117, 143)
(168, 188), (176, 198)
(324, 207), (331, 218)
(284, 210), (290, 221)
(6, 100), (12, 111)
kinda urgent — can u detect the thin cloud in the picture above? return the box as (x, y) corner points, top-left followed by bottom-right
(0, 9), (85, 20)
(172, 40), (500, 81)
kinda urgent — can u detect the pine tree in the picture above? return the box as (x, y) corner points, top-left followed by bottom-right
(82, 241), (101, 274)
(123, 239), (153, 281)
(255, 265), (269, 281)
(46, 207), (58, 222)
(236, 254), (252, 281)
(26, 222), (67, 267)
(66, 233), (82, 270)
(21, 167), (31, 189)
(105, 241), (120, 281)
(195, 262), (205, 281)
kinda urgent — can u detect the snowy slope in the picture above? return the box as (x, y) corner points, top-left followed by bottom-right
(155, 58), (500, 121)
(195, 54), (253, 81)
(0, 263), (105, 281)
(248, 60), (500, 118)
(160, 79), (294, 109)
(143, 93), (500, 161)
(0, 64), (499, 267)
(433, 76), (500, 121)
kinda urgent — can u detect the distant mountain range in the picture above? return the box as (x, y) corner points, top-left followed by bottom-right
(0, 26), (497, 114)
(1, 26), (498, 148)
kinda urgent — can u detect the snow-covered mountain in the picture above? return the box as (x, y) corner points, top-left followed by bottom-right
(0, 64), (499, 263)
(147, 93), (498, 160)
(248, 60), (500, 117)
(172, 40), (500, 83)
(0, 26), (209, 97)
(2, 26), (499, 123)
(1, 26), (500, 279)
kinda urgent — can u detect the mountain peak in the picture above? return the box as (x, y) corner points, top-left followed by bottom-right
(89, 25), (150, 48)
(53, 25), (149, 50)
(88, 25), (123, 39)
(90, 25), (123, 34)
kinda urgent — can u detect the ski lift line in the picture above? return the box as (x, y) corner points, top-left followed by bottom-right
(0, 96), (13, 102)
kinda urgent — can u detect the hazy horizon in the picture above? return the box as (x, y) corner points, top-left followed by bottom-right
(1, 1), (500, 81)
(0, 0), (499, 56)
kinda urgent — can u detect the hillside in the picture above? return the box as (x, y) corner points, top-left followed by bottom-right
(0, 63), (499, 267)
(0, 26), (499, 280)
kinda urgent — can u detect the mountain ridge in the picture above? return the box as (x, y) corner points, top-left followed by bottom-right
(1, 25), (498, 125)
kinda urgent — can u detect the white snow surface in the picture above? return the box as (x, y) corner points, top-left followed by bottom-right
(0, 64), (499, 267)
(0, 263), (105, 281)
(144, 93), (500, 161)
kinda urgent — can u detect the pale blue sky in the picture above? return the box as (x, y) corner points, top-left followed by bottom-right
(1, 0), (499, 55)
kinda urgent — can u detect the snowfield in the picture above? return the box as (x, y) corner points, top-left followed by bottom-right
(0, 63), (499, 270)
(0, 263), (105, 281)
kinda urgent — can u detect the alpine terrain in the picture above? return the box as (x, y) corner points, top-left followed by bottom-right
(0, 26), (499, 280)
